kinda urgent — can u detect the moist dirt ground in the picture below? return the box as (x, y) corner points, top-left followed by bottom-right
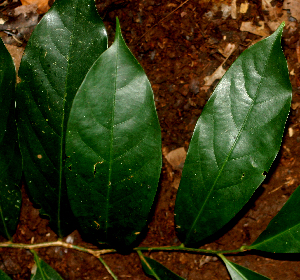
(1, 0), (300, 279)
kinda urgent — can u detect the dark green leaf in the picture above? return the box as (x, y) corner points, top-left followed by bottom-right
(65, 19), (161, 248)
(175, 23), (292, 245)
(138, 252), (184, 280)
(249, 185), (300, 253)
(16, 0), (108, 236)
(0, 269), (12, 279)
(0, 39), (22, 240)
(220, 255), (270, 280)
(31, 250), (64, 280)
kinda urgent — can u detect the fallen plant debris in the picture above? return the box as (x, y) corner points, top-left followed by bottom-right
(20, 0), (49, 14)
(0, 3), (39, 44)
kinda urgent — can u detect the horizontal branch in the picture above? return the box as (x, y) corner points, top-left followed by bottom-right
(0, 241), (248, 257)
(0, 241), (116, 258)
(134, 245), (247, 255)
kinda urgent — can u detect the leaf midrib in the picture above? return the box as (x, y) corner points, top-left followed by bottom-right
(139, 254), (161, 280)
(184, 36), (279, 244)
(227, 262), (248, 280)
(105, 31), (120, 237)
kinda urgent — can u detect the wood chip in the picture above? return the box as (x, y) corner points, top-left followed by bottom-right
(219, 43), (236, 57)
(202, 65), (226, 91)
(165, 147), (186, 170)
(240, 2), (249, 14)
(231, 0), (237, 19)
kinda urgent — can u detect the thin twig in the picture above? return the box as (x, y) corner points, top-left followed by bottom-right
(134, 245), (247, 255)
(99, 256), (119, 280)
(135, 0), (191, 44)
(0, 241), (116, 258)
(0, 241), (248, 257)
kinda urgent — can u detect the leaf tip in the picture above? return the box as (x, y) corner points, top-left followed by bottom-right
(275, 21), (285, 37)
(115, 17), (121, 37)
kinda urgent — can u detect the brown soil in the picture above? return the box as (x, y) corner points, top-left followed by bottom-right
(1, 0), (300, 279)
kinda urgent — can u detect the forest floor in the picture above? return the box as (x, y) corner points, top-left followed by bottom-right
(1, 0), (300, 279)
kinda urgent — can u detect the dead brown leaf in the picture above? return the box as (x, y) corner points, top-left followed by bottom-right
(262, 0), (288, 31)
(20, 0), (50, 14)
(283, 0), (300, 22)
(14, 3), (38, 16)
(240, 21), (269, 37)
(202, 43), (236, 91)
(231, 0), (237, 19)
(0, 4), (39, 44)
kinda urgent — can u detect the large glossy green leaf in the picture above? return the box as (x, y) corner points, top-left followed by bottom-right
(219, 254), (270, 280)
(16, 0), (108, 236)
(65, 19), (162, 248)
(175, 23), (292, 245)
(0, 39), (22, 240)
(31, 250), (64, 280)
(249, 185), (300, 253)
(138, 252), (184, 280)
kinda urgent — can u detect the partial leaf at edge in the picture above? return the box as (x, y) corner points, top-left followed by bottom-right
(175, 23), (292, 246)
(16, 0), (108, 236)
(0, 39), (22, 240)
(31, 250), (64, 280)
(138, 253), (184, 280)
(0, 269), (12, 280)
(249, 185), (300, 253)
(220, 255), (270, 280)
(65, 18), (162, 248)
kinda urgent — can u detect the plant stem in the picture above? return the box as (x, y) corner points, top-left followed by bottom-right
(99, 256), (119, 280)
(134, 246), (247, 254)
(0, 241), (116, 257)
(0, 241), (248, 257)
(217, 253), (226, 261)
